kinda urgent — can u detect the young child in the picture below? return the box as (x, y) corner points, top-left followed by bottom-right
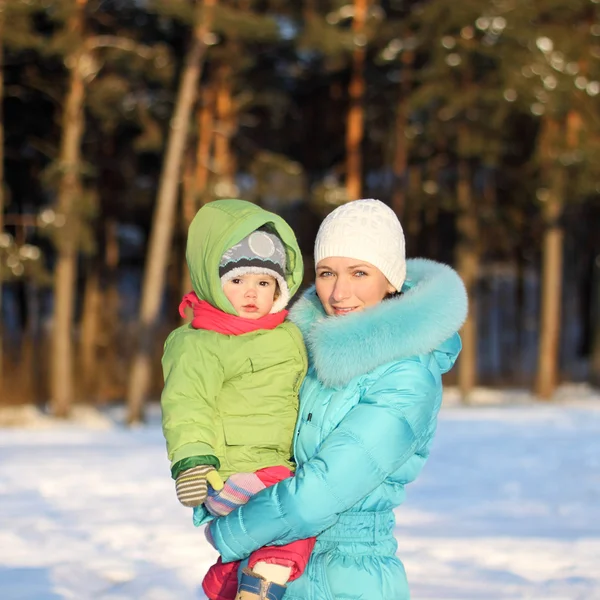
(161, 199), (314, 600)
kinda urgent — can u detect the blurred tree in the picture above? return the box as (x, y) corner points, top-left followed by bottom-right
(592, 254), (600, 387)
(0, 0), (47, 395)
(405, 0), (510, 400)
(301, 0), (378, 213)
(127, 0), (217, 424)
(73, 3), (174, 404)
(0, 0), (5, 392)
(180, 83), (216, 300)
(49, 0), (88, 417)
(494, 0), (600, 398)
(391, 44), (416, 220)
(44, 0), (169, 415)
(345, 0), (369, 200)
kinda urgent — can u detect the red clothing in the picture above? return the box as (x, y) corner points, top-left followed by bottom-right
(202, 466), (316, 600)
(179, 292), (287, 335)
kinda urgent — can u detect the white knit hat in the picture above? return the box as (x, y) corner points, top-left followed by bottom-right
(314, 199), (406, 291)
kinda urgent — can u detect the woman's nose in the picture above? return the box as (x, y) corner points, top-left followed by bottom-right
(331, 279), (350, 301)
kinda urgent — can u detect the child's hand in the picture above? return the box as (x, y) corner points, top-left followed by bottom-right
(175, 465), (224, 507)
(207, 469), (225, 491)
(205, 472), (267, 516)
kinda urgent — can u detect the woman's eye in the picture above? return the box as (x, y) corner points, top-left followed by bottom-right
(318, 271), (333, 278)
(354, 271), (367, 277)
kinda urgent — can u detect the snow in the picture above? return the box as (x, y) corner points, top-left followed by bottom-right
(1, 388), (599, 600)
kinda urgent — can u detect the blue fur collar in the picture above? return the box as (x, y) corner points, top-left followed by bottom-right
(288, 259), (468, 387)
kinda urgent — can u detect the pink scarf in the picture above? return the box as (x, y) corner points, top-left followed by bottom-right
(179, 291), (288, 335)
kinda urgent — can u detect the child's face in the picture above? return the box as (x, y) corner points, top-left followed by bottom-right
(223, 273), (278, 319)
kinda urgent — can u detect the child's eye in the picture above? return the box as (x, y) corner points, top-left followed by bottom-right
(259, 280), (272, 286)
(231, 278), (242, 284)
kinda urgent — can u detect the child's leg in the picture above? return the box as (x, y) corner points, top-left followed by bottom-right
(248, 536), (317, 583)
(251, 563), (292, 585)
(202, 557), (240, 600)
(204, 467), (316, 598)
(236, 537), (317, 600)
(203, 473), (267, 600)
(246, 468), (317, 584)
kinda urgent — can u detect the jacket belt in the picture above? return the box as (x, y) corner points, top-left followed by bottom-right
(317, 510), (395, 544)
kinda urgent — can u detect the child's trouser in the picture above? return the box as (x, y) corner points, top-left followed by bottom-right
(201, 466), (316, 600)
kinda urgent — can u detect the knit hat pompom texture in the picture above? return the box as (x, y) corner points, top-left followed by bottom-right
(314, 199), (406, 291)
(220, 228), (289, 313)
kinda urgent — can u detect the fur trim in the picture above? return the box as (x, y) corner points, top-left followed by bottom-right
(221, 266), (290, 313)
(288, 258), (468, 387)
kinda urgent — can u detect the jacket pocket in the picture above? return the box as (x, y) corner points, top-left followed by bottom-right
(222, 416), (290, 450)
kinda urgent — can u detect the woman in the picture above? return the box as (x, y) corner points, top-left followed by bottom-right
(206, 199), (468, 600)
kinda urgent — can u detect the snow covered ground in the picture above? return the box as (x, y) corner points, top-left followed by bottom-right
(1, 387), (599, 600)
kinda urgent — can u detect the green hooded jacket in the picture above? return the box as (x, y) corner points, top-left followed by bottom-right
(161, 199), (308, 480)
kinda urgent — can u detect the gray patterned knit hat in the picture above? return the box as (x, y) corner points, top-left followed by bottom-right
(220, 228), (289, 313)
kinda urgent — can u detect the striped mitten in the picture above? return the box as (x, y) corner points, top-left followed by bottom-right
(205, 472), (267, 516)
(175, 465), (224, 508)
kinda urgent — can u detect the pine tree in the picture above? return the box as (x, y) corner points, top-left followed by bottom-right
(48, 0), (88, 417)
(0, 0), (5, 393)
(491, 0), (600, 398)
(126, 0), (217, 424)
(32, 0), (175, 415)
(0, 0), (52, 397)
(126, 0), (325, 420)
(401, 0), (510, 400)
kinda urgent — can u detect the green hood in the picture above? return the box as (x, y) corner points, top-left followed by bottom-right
(186, 199), (304, 314)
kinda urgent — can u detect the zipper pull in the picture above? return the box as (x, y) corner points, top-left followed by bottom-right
(307, 413), (313, 422)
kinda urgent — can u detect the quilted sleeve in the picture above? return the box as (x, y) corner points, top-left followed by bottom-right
(209, 360), (438, 563)
(161, 329), (224, 469)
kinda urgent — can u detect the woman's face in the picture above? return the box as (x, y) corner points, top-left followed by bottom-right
(315, 257), (396, 316)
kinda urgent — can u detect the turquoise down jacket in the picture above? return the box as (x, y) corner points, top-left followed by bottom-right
(207, 258), (468, 600)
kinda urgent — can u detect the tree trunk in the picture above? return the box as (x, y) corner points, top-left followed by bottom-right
(0, 0), (5, 395)
(79, 264), (101, 399)
(391, 50), (414, 219)
(534, 113), (576, 399)
(591, 255), (600, 387)
(345, 0), (368, 200)
(181, 85), (215, 305)
(126, 0), (216, 424)
(455, 156), (479, 401)
(195, 84), (215, 197)
(214, 63), (235, 190)
(50, 0), (88, 417)
(535, 177), (565, 399)
(405, 165), (422, 248)
(97, 220), (121, 402)
(303, 0), (316, 21)
(180, 151), (196, 305)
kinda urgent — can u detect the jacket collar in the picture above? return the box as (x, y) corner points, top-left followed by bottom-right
(288, 258), (467, 387)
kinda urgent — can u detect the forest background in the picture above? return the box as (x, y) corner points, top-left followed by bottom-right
(1, 0), (599, 423)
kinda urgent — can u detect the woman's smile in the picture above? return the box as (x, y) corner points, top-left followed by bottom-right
(331, 305), (358, 315)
